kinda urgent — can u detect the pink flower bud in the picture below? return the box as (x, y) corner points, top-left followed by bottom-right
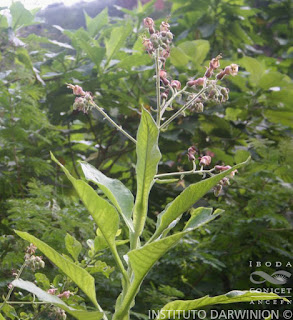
(48, 288), (58, 295)
(161, 91), (169, 100)
(171, 80), (181, 90)
(142, 39), (154, 53)
(159, 70), (167, 79)
(161, 49), (170, 59)
(220, 177), (230, 186)
(215, 165), (232, 171)
(187, 77), (205, 87)
(143, 17), (154, 28)
(160, 21), (170, 32)
(229, 169), (238, 177)
(26, 243), (37, 255)
(67, 84), (86, 96)
(209, 54), (222, 70)
(58, 291), (72, 299)
(200, 155), (211, 166)
(204, 67), (214, 78)
(187, 146), (197, 162)
(216, 64), (239, 80)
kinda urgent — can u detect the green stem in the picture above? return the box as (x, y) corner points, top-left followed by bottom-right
(160, 88), (207, 130)
(155, 49), (161, 126)
(154, 166), (215, 179)
(160, 85), (188, 117)
(0, 262), (26, 311)
(112, 247), (129, 290)
(91, 102), (137, 144)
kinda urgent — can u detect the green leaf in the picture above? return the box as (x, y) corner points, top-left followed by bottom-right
(183, 207), (223, 231)
(65, 233), (82, 261)
(178, 40), (210, 66)
(117, 54), (152, 69)
(51, 153), (120, 252)
(10, 2), (34, 29)
(259, 71), (290, 90)
(234, 150), (251, 164)
(265, 110), (293, 128)
(14, 231), (98, 307)
(133, 109), (161, 245)
(170, 47), (189, 67)
(79, 39), (105, 67)
(155, 291), (287, 319)
(11, 279), (103, 320)
(114, 208), (221, 319)
(80, 161), (134, 232)
(0, 313), (5, 320)
(239, 56), (265, 85)
(85, 7), (108, 37)
(105, 23), (132, 66)
(153, 157), (250, 240)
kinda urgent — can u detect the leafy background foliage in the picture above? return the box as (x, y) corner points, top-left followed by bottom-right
(0, 0), (292, 318)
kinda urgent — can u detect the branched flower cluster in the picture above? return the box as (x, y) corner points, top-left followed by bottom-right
(66, 84), (94, 114)
(142, 18), (239, 116)
(24, 243), (45, 271)
(66, 17), (241, 198)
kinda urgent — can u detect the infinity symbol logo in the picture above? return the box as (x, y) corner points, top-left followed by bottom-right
(250, 270), (291, 285)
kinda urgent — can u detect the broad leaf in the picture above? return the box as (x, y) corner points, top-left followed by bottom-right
(11, 279), (103, 320)
(65, 233), (82, 261)
(85, 7), (108, 37)
(10, 2), (34, 29)
(153, 157), (250, 240)
(14, 231), (98, 308)
(80, 161), (134, 232)
(51, 152), (119, 251)
(178, 40), (210, 66)
(105, 23), (132, 66)
(114, 208), (221, 319)
(132, 109), (161, 245)
(155, 291), (286, 319)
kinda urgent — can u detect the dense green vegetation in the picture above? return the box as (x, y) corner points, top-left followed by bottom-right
(0, 0), (292, 319)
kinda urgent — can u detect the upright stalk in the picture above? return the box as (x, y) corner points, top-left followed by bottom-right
(155, 49), (161, 126)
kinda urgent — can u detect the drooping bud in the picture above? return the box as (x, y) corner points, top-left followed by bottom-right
(159, 70), (167, 79)
(26, 243), (37, 255)
(187, 146), (197, 162)
(161, 91), (169, 100)
(143, 17), (154, 29)
(67, 84), (86, 96)
(214, 184), (223, 197)
(215, 165), (232, 171)
(220, 177), (230, 186)
(199, 155), (211, 166)
(216, 64), (239, 80)
(58, 291), (73, 299)
(187, 77), (205, 87)
(171, 80), (181, 90)
(204, 67), (213, 78)
(209, 54), (222, 70)
(142, 38), (154, 53)
(48, 288), (58, 295)
(160, 21), (170, 32)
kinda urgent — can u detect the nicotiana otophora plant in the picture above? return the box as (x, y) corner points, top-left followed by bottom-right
(2, 17), (286, 320)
